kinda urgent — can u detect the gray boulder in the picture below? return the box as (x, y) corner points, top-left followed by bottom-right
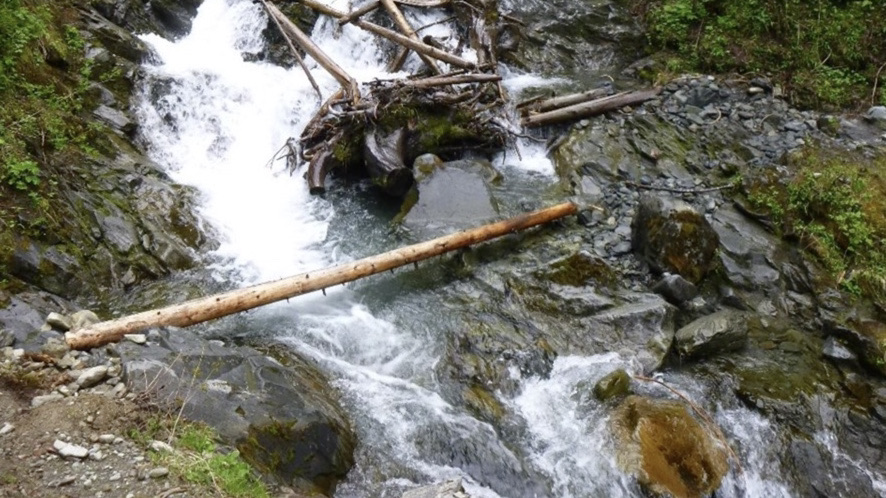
(399, 160), (500, 238)
(675, 309), (749, 359)
(111, 328), (355, 495)
(865, 106), (886, 130)
(631, 195), (719, 284)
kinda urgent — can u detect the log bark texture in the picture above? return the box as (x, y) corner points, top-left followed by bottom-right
(65, 202), (578, 349)
(265, 1), (359, 99)
(522, 88), (662, 127)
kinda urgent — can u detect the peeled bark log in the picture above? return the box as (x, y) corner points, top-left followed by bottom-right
(404, 73), (501, 88)
(364, 127), (414, 196)
(258, 0), (322, 100)
(522, 88), (662, 127)
(380, 0), (442, 74)
(65, 202), (579, 350)
(301, 0), (474, 69)
(265, 2), (359, 100)
(528, 88), (610, 114)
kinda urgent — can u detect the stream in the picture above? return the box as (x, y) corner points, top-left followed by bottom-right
(132, 0), (883, 496)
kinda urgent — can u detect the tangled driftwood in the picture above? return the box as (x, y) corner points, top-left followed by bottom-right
(260, 0), (660, 195)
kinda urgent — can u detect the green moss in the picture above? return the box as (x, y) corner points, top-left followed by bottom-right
(745, 147), (886, 304)
(540, 252), (617, 287)
(638, 0), (886, 109)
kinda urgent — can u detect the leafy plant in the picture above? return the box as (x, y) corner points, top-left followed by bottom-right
(639, 0), (886, 109)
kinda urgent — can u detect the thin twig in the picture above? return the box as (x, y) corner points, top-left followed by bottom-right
(634, 375), (744, 475)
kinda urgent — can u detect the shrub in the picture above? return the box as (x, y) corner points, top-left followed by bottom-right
(638, 0), (886, 109)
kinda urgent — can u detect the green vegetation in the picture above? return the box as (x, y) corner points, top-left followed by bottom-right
(0, 0), (110, 283)
(746, 147), (886, 302)
(637, 0), (886, 109)
(130, 416), (269, 497)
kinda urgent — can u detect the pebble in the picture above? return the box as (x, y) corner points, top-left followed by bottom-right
(53, 440), (89, 459)
(32, 393), (65, 408)
(109, 472), (122, 481)
(124, 334), (147, 345)
(55, 475), (77, 487)
(148, 467), (170, 479)
(45, 312), (74, 332)
(150, 440), (174, 453)
(98, 434), (116, 444)
(76, 365), (109, 388)
(0, 423), (14, 435)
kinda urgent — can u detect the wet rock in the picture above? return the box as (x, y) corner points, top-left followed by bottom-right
(113, 327), (355, 494)
(581, 294), (676, 373)
(593, 369), (632, 402)
(825, 316), (886, 376)
(822, 336), (856, 362)
(675, 310), (749, 359)
(99, 215), (139, 255)
(93, 104), (136, 136)
(651, 273), (697, 306)
(400, 160), (499, 238)
(786, 440), (876, 498)
(402, 479), (470, 498)
(631, 195), (719, 284)
(613, 396), (728, 498)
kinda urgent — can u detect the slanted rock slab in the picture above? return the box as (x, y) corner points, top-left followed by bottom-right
(675, 309), (749, 359)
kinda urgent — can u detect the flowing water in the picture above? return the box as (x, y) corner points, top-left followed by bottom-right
(132, 1), (859, 496)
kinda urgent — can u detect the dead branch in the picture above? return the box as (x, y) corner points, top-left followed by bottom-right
(381, 0), (442, 74)
(521, 88), (662, 127)
(258, 0), (322, 100)
(65, 202), (578, 349)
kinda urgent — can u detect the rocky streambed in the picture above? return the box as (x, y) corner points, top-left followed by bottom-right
(3, 0), (886, 497)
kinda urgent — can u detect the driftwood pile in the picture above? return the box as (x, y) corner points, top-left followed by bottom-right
(260, 0), (660, 195)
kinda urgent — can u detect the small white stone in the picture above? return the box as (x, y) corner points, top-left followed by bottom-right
(123, 334), (147, 345)
(150, 440), (174, 453)
(0, 423), (14, 435)
(98, 434), (116, 444)
(148, 467), (169, 479)
(76, 365), (109, 388)
(32, 393), (64, 408)
(53, 440), (88, 459)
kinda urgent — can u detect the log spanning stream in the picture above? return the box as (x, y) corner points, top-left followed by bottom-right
(131, 1), (882, 496)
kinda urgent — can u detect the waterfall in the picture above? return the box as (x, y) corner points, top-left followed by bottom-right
(133, 0), (814, 496)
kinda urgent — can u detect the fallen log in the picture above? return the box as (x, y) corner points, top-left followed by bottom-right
(265, 1), (359, 101)
(65, 202), (578, 350)
(380, 0), (442, 74)
(402, 73), (501, 88)
(528, 87), (610, 114)
(521, 87), (662, 127)
(301, 0), (475, 69)
(258, 0), (322, 100)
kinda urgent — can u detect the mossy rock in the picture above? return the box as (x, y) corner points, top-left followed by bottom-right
(613, 395), (729, 498)
(536, 251), (617, 287)
(632, 194), (719, 284)
(593, 369), (632, 402)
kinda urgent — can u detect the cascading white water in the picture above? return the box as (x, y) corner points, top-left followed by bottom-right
(133, 1), (826, 496)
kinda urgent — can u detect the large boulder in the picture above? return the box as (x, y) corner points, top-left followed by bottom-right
(632, 195), (719, 284)
(111, 328), (355, 495)
(612, 396), (729, 498)
(825, 315), (886, 377)
(675, 309), (749, 359)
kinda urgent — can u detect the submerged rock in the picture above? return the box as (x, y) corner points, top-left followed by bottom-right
(399, 160), (500, 238)
(112, 328), (355, 495)
(675, 309), (749, 359)
(631, 195), (719, 284)
(613, 396), (729, 498)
